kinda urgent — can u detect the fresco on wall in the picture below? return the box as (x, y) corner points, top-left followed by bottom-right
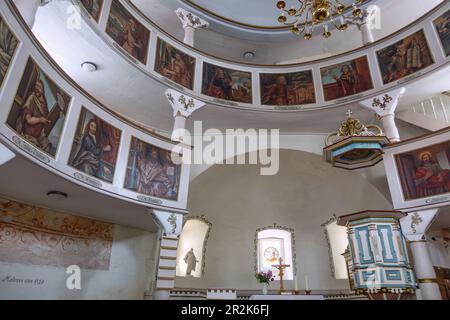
(202, 62), (252, 103)
(320, 56), (373, 101)
(260, 71), (315, 106)
(154, 38), (195, 90)
(79, 0), (104, 22)
(0, 15), (19, 89)
(106, 0), (150, 64)
(0, 198), (113, 270)
(6, 58), (71, 157)
(434, 9), (450, 57)
(395, 141), (450, 201)
(377, 29), (434, 84)
(68, 108), (121, 183)
(124, 137), (181, 201)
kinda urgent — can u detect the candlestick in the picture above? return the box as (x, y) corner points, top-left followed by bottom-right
(305, 275), (309, 291)
(294, 275), (298, 291)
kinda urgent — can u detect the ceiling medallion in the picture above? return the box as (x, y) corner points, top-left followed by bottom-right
(276, 0), (364, 39)
(323, 110), (389, 170)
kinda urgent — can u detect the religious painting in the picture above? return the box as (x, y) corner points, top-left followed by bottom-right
(0, 14), (19, 89)
(124, 137), (181, 201)
(434, 9), (450, 57)
(202, 62), (252, 103)
(260, 70), (315, 106)
(376, 29), (434, 84)
(395, 141), (450, 201)
(105, 0), (150, 65)
(320, 56), (373, 101)
(154, 38), (196, 90)
(78, 0), (104, 22)
(0, 198), (113, 270)
(6, 57), (71, 157)
(68, 108), (122, 183)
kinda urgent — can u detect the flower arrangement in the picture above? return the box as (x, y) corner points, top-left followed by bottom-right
(255, 270), (275, 285)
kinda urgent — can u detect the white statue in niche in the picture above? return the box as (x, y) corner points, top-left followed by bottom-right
(184, 248), (199, 276)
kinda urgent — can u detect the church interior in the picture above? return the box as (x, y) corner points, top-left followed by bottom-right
(0, 0), (449, 301)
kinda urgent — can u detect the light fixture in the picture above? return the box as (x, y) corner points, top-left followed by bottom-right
(46, 191), (68, 200)
(0, 142), (15, 166)
(81, 61), (97, 72)
(243, 51), (255, 59)
(276, 0), (364, 40)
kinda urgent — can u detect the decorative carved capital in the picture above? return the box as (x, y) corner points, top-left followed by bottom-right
(175, 8), (209, 30)
(165, 89), (206, 118)
(359, 87), (405, 117)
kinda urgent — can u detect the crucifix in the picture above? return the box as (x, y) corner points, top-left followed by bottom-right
(272, 257), (290, 294)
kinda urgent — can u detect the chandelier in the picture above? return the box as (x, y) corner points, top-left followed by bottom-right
(276, 0), (364, 39)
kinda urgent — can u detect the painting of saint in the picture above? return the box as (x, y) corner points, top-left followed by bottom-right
(106, 0), (150, 64)
(79, 0), (104, 22)
(320, 56), (373, 101)
(395, 142), (450, 201)
(377, 29), (434, 84)
(124, 137), (181, 201)
(68, 108), (121, 183)
(202, 62), (252, 103)
(260, 71), (315, 106)
(434, 9), (450, 57)
(6, 58), (71, 157)
(0, 15), (19, 89)
(154, 38), (195, 90)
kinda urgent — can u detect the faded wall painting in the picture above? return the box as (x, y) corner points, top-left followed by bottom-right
(0, 15), (19, 89)
(434, 9), (450, 57)
(260, 71), (315, 106)
(202, 62), (252, 103)
(106, 0), (150, 64)
(377, 29), (434, 84)
(6, 58), (71, 157)
(320, 56), (373, 101)
(79, 0), (104, 22)
(154, 38), (196, 90)
(0, 198), (113, 270)
(395, 141), (450, 201)
(68, 108), (122, 183)
(124, 137), (181, 201)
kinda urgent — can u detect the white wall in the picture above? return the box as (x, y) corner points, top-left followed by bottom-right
(0, 225), (158, 300)
(176, 149), (393, 291)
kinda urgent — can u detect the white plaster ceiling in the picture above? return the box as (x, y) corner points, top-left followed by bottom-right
(30, 1), (450, 137)
(130, 0), (444, 64)
(0, 154), (159, 232)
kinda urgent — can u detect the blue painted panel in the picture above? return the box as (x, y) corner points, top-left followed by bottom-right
(331, 143), (383, 157)
(355, 226), (375, 264)
(385, 270), (402, 281)
(377, 225), (398, 263)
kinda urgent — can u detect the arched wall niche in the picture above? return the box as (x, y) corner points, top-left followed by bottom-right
(254, 223), (296, 281)
(176, 215), (212, 278)
(176, 149), (393, 291)
(11, 0), (450, 112)
(321, 215), (349, 280)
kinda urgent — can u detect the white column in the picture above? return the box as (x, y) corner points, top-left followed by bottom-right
(400, 209), (441, 300)
(409, 240), (442, 300)
(379, 113), (400, 143)
(347, 5), (378, 45)
(175, 8), (209, 46)
(359, 87), (405, 143)
(360, 23), (374, 45)
(165, 89), (206, 143)
(0, 142), (15, 166)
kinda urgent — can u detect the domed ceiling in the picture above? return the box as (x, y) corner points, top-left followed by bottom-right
(180, 0), (364, 29)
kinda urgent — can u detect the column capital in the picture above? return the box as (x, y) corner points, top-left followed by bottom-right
(400, 209), (439, 242)
(150, 209), (184, 236)
(346, 5), (379, 29)
(359, 87), (406, 117)
(175, 8), (209, 30)
(165, 89), (206, 118)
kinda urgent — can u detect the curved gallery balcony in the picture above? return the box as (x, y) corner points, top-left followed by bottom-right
(0, 1), (190, 213)
(20, 0), (450, 116)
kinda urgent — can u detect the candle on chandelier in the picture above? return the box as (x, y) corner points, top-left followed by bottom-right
(294, 275), (298, 291)
(305, 275), (309, 290)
